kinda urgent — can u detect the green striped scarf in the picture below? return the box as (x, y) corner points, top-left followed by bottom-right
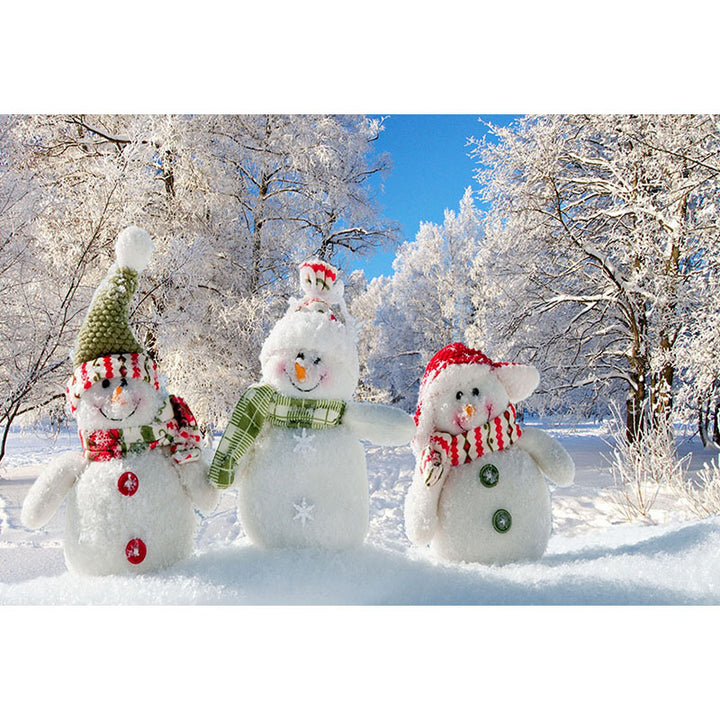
(208, 383), (346, 488)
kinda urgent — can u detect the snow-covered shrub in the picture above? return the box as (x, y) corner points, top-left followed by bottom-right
(673, 458), (720, 519)
(607, 406), (688, 522)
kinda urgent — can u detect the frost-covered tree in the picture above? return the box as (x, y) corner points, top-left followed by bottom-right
(0, 116), (53, 458)
(354, 188), (482, 410)
(148, 115), (396, 425)
(0, 114), (153, 460)
(677, 265), (720, 446)
(200, 115), (394, 287)
(0, 114), (395, 452)
(466, 115), (720, 442)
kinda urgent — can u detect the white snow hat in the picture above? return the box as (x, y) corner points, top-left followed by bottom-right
(260, 258), (359, 383)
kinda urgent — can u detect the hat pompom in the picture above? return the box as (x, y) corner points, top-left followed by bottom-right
(115, 226), (153, 272)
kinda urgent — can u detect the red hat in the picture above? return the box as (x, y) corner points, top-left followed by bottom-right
(412, 343), (539, 459)
(414, 343), (502, 426)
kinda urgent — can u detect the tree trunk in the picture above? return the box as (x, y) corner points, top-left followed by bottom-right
(250, 176), (268, 296)
(626, 378), (647, 445)
(651, 196), (684, 430)
(625, 290), (649, 445)
(249, 118), (274, 296)
(0, 404), (19, 463)
(161, 148), (176, 198)
(651, 357), (674, 426)
(699, 395), (709, 447)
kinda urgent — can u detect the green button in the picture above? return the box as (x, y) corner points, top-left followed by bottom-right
(479, 463), (499, 488)
(492, 509), (512, 533)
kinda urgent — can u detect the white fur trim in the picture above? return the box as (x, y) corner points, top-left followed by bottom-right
(115, 226), (154, 272)
(260, 308), (358, 372)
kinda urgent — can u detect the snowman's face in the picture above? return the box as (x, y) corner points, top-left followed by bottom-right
(431, 367), (510, 435)
(263, 347), (357, 400)
(268, 349), (330, 398)
(260, 309), (360, 401)
(285, 350), (325, 393)
(76, 377), (165, 430)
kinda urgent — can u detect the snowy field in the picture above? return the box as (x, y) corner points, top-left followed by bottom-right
(3, 420), (720, 718)
(1, 419), (719, 605)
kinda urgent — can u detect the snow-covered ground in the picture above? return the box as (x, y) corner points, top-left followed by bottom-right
(1, 420), (719, 605)
(3, 420), (719, 718)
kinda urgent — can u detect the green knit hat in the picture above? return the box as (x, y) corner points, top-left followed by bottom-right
(73, 226), (154, 368)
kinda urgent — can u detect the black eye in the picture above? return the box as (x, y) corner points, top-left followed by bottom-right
(456, 391), (464, 401)
(297, 352), (305, 361)
(120, 378), (128, 387)
(313, 357), (321, 365)
(102, 379), (111, 389)
(472, 388), (480, 396)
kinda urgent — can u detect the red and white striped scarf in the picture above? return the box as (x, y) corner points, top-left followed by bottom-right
(79, 395), (201, 465)
(420, 404), (522, 487)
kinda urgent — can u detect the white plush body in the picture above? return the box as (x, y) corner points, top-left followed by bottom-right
(404, 352), (574, 564)
(23, 447), (215, 575)
(64, 451), (198, 574)
(236, 424), (369, 549)
(22, 378), (217, 575)
(231, 277), (415, 550)
(406, 436), (556, 564)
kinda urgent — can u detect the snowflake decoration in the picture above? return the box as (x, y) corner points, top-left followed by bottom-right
(292, 498), (315, 527)
(293, 428), (316, 456)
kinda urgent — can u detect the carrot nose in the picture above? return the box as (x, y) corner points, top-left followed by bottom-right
(112, 386), (123, 402)
(464, 404), (476, 417)
(295, 362), (307, 382)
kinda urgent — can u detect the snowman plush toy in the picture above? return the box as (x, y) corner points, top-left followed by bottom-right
(209, 259), (415, 550)
(404, 342), (574, 564)
(21, 226), (218, 575)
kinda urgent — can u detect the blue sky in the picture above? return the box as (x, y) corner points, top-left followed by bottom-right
(348, 114), (519, 279)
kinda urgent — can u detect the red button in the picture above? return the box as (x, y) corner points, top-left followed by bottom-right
(125, 538), (147, 564)
(118, 472), (139, 496)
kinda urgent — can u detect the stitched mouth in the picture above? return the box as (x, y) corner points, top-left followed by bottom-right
(288, 377), (321, 393)
(455, 416), (470, 431)
(285, 368), (323, 393)
(455, 413), (483, 432)
(99, 401), (140, 422)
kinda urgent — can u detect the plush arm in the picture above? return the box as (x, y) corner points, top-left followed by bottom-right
(403, 470), (444, 546)
(177, 455), (219, 515)
(21, 452), (87, 529)
(516, 426), (575, 487)
(342, 402), (416, 446)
